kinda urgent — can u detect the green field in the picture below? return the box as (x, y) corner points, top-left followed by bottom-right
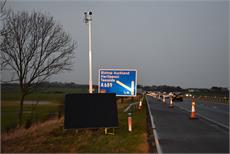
(2, 87), (88, 101)
(1, 101), (60, 132)
(1, 87), (88, 132)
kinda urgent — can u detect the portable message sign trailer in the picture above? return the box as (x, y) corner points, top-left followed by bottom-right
(64, 93), (118, 129)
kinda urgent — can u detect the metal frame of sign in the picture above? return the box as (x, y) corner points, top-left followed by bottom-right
(98, 69), (137, 97)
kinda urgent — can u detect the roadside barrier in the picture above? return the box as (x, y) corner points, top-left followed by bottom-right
(123, 96), (144, 133)
(190, 98), (198, 119)
(123, 102), (139, 113)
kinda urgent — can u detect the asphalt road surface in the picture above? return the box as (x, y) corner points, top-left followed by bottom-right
(175, 99), (229, 128)
(146, 95), (229, 153)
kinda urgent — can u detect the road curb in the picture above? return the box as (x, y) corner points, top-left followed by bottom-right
(145, 95), (163, 154)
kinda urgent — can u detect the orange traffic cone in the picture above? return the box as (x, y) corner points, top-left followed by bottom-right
(190, 98), (198, 119)
(170, 97), (174, 108)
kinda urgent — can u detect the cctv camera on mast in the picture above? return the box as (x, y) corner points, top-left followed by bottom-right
(84, 12), (92, 23)
(84, 11), (93, 93)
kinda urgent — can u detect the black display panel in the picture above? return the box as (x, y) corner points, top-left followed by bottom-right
(64, 93), (118, 129)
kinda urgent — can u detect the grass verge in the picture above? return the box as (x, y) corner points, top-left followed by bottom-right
(1, 97), (149, 153)
(1, 101), (60, 132)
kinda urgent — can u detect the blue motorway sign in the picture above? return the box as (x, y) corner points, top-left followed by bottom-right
(98, 69), (137, 97)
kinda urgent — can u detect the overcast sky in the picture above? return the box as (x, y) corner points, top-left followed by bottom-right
(5, 0), (229, 88)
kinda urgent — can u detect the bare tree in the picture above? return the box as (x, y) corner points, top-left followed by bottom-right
(0, 0), (6, 12)
(0, 10), (75, 125)
(0, 0), (7, 20)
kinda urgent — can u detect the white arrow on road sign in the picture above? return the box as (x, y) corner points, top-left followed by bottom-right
(116, 80), (134, 95)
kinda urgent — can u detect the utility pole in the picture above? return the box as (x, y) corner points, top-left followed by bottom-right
(84, 12), (93, 93)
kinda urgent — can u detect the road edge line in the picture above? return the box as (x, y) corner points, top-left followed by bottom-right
(145, 95), (163, 154)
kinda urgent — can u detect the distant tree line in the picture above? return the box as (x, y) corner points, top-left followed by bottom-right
(210, 86), (228, 92)
(1, 82), (97, 90)
(141, 85), (229, 93)
(2, 83), (229, 93)
(142, 85), (183, 92)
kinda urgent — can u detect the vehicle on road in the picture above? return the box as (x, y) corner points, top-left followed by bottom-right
(172, 92), (183, 102)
